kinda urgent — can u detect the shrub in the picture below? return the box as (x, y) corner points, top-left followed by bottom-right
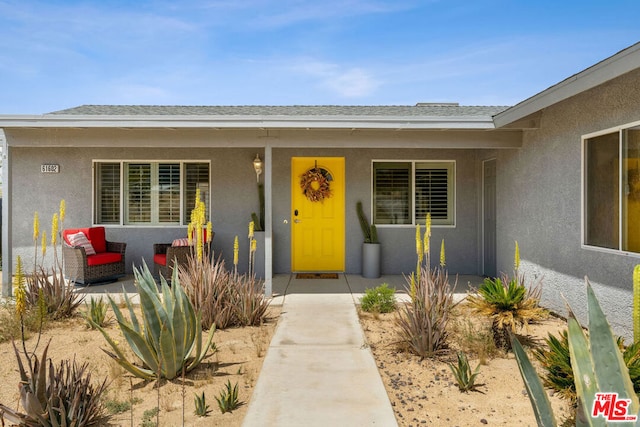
(91, 262), (216, 380)
(178, 254), (270, 330)
(25, 266), (84, 320)
(360, 283), (396, 313)
(467, 273), (547, 351)
(395, 267), (455, 358)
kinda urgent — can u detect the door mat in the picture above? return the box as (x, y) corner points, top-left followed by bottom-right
(296, 273), (339, 279)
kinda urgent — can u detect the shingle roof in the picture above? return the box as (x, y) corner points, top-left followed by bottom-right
(49, 104), (509, 117)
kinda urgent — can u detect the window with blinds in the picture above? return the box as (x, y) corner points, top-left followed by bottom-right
(373, 161), (454, 226)
(94, 161), (210, 226)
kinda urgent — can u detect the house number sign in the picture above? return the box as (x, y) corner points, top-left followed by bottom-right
(41, 164), (60, 173)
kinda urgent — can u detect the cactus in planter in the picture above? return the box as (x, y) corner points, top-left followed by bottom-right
(356, 201), (378, 243)
(512, 278), (640, 426)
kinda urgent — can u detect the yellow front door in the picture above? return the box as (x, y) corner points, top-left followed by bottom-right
(291, 157), (345, 272)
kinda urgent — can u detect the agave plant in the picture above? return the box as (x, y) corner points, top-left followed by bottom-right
(512, 279), (640, 427)
(91, 262), (215, 380)
(0, 341), (108, 427)
(467, 274), (547, 351)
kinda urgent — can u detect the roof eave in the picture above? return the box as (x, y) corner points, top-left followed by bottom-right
(493, 42), (640, 129)
(0, 115), (497, 130)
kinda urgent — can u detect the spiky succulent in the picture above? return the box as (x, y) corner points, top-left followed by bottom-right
(91, 261), (215, 380)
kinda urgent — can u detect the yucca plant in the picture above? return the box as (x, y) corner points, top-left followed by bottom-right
(194, 391), (211, 417)
(82, 297), (110, 329)
(215, 380), (241, 414)
(467, 274), (547, 351)
(448, 351), (481, 392)
(513, 279), (640, 427)
(396, 267), (455, 358)
(0, 341), (109, 427)
(91, 262), (215, 380)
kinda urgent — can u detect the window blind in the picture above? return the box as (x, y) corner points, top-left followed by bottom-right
(158, 163), (180, 223)
(415, 168), (449, 221)
(374, 163), (410, 224)
(126, 163), (151, 223)
(96, 163), (120, 224)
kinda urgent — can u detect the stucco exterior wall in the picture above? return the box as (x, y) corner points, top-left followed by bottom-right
(496, 68), (640, 339)
(8, 140), (488, 280)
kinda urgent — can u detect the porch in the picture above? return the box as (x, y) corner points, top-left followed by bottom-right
(69, 273), (485, 304)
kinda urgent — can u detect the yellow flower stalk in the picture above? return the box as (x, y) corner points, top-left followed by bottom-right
(251, 238), (257, 253)
(187, 223), (194, 245)
(59, 199), (66, 224)
(51, 213), (59, 245)
(425, 213), (432, 256)
(196, 224), (203, 262)
(233, 236), (239, 267)
(207, 221), (213, 243)
(440, 239), (446, 268)
(514, 240), (520, 272)
(33, 212), (40, 242)
(41, 231), (47, 257)
(14, 256), (26, 318)
(249, 221), (255, 239)
(415, 224), (423, 260)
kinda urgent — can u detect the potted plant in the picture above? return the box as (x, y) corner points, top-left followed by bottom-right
(357, 201), (380, 278)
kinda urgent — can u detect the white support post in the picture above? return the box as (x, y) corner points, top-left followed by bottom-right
(0, 128), (10, 297)
(264, 144), (273, 297)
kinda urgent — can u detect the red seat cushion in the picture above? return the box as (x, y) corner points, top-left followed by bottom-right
(86, 252), (122, 266)
(154, 253), (167, 266)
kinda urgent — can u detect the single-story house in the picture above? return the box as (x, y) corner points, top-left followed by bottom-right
(1, 42), (639, 338)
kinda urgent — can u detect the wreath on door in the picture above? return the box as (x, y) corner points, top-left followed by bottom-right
(300, 167), (332, 202)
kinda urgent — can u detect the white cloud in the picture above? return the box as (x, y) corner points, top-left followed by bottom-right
(291, 60), (380, 98)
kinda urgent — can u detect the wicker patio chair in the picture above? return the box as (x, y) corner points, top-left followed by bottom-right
(153, 232), (214, 281)
(62, 227), (126, 285)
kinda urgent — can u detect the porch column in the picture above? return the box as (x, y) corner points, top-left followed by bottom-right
(1, 129), (10, 297)
(264, 144), (273, 297)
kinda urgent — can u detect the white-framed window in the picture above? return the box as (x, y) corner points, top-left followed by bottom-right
(583, 122), (640, 254)
(373, 160), (455, 226)
(94, 161), (210, 226)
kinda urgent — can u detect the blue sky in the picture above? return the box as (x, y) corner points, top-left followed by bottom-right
(1, 0), (639, 114)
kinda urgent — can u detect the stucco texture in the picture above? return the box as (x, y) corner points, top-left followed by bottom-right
(496, 68), (640, 339)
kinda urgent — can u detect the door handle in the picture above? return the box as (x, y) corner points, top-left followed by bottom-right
(294, 219), (301, 223)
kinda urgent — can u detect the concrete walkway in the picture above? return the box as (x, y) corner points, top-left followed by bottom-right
(242, 274), (399, 427)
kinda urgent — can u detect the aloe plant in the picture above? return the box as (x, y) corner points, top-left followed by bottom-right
(0, 341), (108, 427)
(512, 278), (640, 427)
(91, 262), (215, 380)
(448, 351), (481, 392)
